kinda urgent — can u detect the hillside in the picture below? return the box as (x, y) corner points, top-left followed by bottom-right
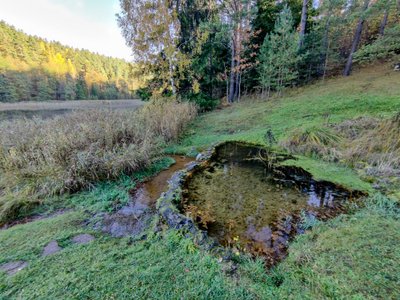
(0, 63), (399, 299)
(0, 21), (139, 102)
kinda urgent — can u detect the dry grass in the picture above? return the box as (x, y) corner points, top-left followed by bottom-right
(0, 100), (196, 223)
(282, 113), (400, 180)
(341, 113), (400, 176)
(280, 127), (342, 161)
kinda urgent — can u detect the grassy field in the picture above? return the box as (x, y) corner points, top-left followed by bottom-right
(1, 63), (399, 299)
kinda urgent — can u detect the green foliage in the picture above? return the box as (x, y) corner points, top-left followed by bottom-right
(0, 21), (138, 102)
(258, 6), (302, 95)
(281, 126), (342, 158)
(299, 210), (321, 230)
(184, 92), (219, 112)
(354, 25), (400, 63)
(136, 87), (152, 101)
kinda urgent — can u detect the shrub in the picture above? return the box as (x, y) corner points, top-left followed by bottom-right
(183, 92), (219, 112)
(136, 87), (152, 101)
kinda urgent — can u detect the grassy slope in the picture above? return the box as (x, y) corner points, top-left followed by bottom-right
(1, 64), (400, 299)
(169, 63), (400, 191)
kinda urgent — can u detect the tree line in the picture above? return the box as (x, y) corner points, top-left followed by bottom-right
(0, 21), (139, 102)
(118, 0), (400, 110)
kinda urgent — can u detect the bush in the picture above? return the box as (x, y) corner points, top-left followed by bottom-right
(136, 87), (152, 101)
(354, 25), (400, 63)
(183, 92), (219, 112)
(0, 100), (196, 222)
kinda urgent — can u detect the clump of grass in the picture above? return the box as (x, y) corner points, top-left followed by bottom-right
(0, 100), (196, 224)
(299, 210), (321, 231)
(282, 114), (400, 184)
(280, 126), (342, 160)
(341, 112), (400, 176)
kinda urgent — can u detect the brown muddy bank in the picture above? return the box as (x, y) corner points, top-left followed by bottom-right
(100, 156), (194, 237)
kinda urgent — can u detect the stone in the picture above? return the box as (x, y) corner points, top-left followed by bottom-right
(72, 234), (95, 244)
(0, 261), (28, 275)
(42, 240), (62, 257)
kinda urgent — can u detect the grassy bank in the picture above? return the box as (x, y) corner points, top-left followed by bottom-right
(1, 194), (398, 299)
(1, 63), (399, 299)
(169, 63), (400, 193)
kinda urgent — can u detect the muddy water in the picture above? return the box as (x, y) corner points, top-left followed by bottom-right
(182, 143), (354, 264)
(102, 155), (194, 237)
(134, 155), (195, 208)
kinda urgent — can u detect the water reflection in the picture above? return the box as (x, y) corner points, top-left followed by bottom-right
(183, 142), (352, 264)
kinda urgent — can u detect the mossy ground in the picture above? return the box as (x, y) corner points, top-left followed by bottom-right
(1, 63), (400, 299)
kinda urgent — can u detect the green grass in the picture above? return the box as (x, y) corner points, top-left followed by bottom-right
(29, 157), (176, 216)
(1, 63), (400, 299)
(280, 156), (373, 192)
(1, 195), (398, 299)
(171, 63), (400, 155)
(272, 194), (400, 299)
(0, 212), (255, 299)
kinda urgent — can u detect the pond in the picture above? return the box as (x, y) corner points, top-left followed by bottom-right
(0, 99), (143, 122)
(181, 142), (360, 265)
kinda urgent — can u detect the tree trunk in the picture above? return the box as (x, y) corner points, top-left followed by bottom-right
(343, 0), (370, 76)
(299, 0), (309, 48)
(228, 38), (236, 103)
(234, 70), (240, 100)
(322, 11), (332, 80)
(379, 9), (389, 35)
(168, 58), (176, 95)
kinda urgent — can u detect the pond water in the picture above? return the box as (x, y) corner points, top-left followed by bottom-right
(0, 109), (71, 121)
(182, 142), (357, 265)
(0, 99), (143, 122)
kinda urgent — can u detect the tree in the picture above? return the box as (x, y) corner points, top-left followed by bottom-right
(343, 0), (371, 76)
(0, 21), (138, 102)
(219, 0), (255, 103)
(258, 6), (301, 96)
(118, 0), (186, 95)
(299, 0), (309, 47)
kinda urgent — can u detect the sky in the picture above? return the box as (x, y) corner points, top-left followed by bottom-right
(0, 0), (132, 60)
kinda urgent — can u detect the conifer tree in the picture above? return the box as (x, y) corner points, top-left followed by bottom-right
(258, 6), (301, 96)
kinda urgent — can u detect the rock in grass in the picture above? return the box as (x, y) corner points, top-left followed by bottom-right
(0, 261), (28, 275)
(72, 234), (95, 244)
(42, 240), (62, 257)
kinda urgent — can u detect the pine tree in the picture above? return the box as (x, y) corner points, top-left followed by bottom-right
(258, 6), (301, 96)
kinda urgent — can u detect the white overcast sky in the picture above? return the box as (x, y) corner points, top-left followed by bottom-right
(0, 0), (132, 60)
